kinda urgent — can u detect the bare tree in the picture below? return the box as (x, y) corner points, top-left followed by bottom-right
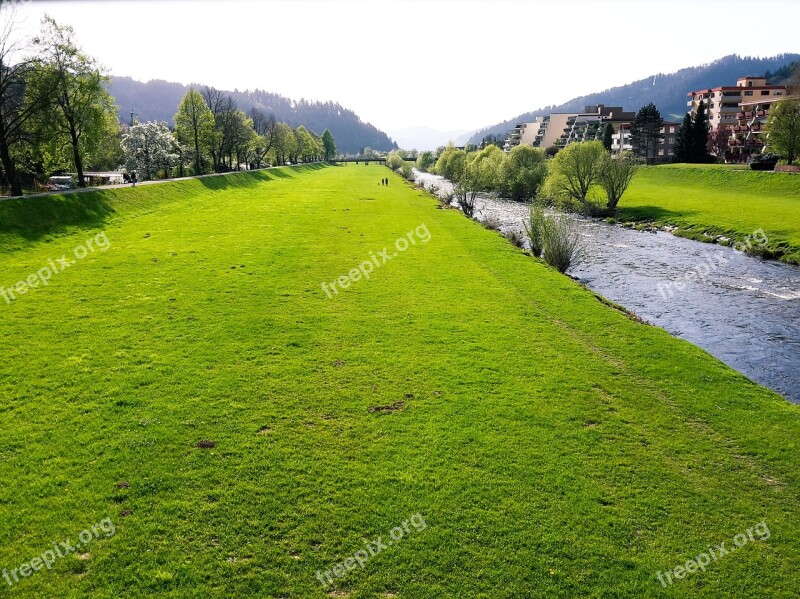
(0, 3), (45, 195)
(200, 86), (224, 116)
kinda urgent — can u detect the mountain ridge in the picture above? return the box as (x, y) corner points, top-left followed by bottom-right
(107, 76), (397, 154)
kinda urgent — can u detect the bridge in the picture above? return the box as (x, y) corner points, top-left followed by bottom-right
(334, 158), (387, 165)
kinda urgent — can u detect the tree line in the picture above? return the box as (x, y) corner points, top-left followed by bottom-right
(0, 10), (336, 196)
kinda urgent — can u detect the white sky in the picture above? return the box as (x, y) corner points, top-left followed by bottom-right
(9, 0), (800, 134)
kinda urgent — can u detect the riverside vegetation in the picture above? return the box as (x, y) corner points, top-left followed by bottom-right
(402, 140), (800, 266)
(1, 164), (799, 596)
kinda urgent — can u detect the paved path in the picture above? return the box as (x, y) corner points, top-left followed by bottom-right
(0, 164), (321, 202)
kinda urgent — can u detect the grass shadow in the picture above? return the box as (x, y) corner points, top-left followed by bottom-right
(0, 165), (330, 251)
(0, 191), (116, 247)
(197, 169), (277, 189)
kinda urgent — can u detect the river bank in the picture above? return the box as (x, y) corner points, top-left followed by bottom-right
(413, 169), (800, 403)
(617, 164), (800, 265)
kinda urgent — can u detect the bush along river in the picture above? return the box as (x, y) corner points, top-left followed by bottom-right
(413, 170), (800, 404)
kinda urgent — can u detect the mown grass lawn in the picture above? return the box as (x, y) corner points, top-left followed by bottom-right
(1, 164), (799, 598)
(620, 164), (800, 263)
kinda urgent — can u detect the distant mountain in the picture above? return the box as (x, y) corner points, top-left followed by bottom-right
(388, 126), (472, 151)
(108, 76), (397, 154)
(468, 53), (800, 145)
(453, 131), (476, 147)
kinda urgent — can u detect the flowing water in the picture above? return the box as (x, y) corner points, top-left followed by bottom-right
(414, 170), (800, 403)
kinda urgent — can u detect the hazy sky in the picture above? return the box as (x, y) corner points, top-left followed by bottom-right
(9, 0), (800, 135)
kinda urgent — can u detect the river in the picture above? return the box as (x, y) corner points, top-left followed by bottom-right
(413, 170), (800, 404)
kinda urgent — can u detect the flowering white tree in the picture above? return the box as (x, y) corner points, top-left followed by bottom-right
(122, 121), (180, 181)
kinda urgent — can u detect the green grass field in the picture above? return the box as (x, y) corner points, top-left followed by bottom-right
(1, 164), (799, 597)
(620, 164), (800, 264)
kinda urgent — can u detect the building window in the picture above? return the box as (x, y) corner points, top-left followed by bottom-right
(745, 90), (753, 96)
(761, 90), (770, 95)
(776, 91), (783, 96)
(668, 137), (675, 144)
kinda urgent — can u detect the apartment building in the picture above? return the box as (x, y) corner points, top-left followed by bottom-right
(611, 121), (680, 163)
(504, 105), (636, 152)
(555, 105), (636, 148)
(687, 76), (786, 130)
(727, 96), (785, 162)
(503, 119), (547, 151)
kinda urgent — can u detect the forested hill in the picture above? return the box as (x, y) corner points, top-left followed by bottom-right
(468, 53), (800, 145)
(108, 76), (397, 154)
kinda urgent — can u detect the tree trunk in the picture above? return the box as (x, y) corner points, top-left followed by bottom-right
(69, 121), (85, 187)
(194, 130), (201, 175)
(0, 134), (22, 196)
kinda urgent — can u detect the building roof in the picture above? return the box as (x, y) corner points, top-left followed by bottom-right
(688, 85), (786, 96)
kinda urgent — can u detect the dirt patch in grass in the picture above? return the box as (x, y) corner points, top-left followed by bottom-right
(368, 401), (405, 414)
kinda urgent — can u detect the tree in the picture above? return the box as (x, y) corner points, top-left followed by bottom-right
(272, 121), (296, 165)
(249, 107), (277, 167)
(445, 145), (503, 218)
(433, 143), (465, 181)
(500, 144), (547, 201)
(452, 157), (483, 218)
(707, 127), (731, 162)
(228, 110), (254, 170)
(0, 3), (47, 195)
(602, 123), (614, 152)
(598, 152), (639, 213)
(174, 88), (214, 175)
(469, 144), (505, 191)
(630, 103), (664, 165)
(294, 125), (316, 163)
(415, 150), (435, 172)
(29, 16), (118, 187)
(672, 113), (692, 162)
(386, 150), (404, 170)
(690, 101), (711, 162)
(321, 129), (336, 161)
(545, 140), (605, 206)
(786, 62), (800, 97)
(122, 121), (179, 181)
(766, 99), (800, 165)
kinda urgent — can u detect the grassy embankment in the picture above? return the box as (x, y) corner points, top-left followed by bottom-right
(619, 164), (800, 264)
(1, 164), (799, 597)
